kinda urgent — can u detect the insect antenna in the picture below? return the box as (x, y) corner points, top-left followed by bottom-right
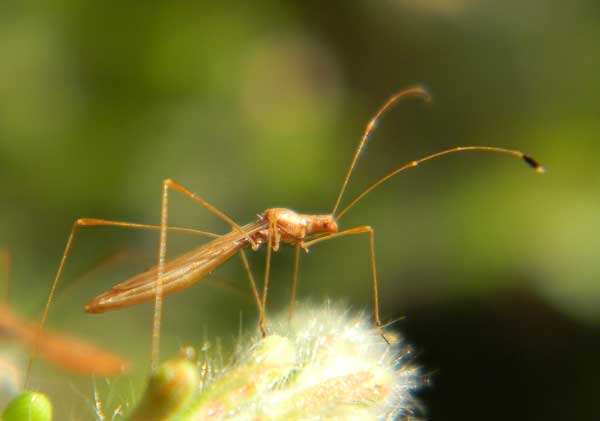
(335, 146), (545, 220)
(331, 87), (432, 216)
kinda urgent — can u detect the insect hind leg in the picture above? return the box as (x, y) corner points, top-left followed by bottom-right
(153, 178), (255, 371)
(27, 218), (218, 384)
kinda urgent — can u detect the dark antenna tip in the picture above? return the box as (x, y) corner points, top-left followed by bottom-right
(522, 154), (546, 173)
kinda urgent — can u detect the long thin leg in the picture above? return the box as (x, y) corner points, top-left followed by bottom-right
(163, 179), (257, 249)
(154, 182), (169, 371)
(257, 219), (274, 336)
(289, 243), (301, 320)
(26, 218), (218, 385)
(238, 250), (266, 336)
(303, 226), (386, 337)
(152, 178), (257, 370)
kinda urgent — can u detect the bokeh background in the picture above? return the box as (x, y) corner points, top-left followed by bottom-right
(1, 0), (598, 419)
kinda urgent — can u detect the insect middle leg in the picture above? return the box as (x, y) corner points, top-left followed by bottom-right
(255, 218), (276, 336)
(161, 179), (258, 249)
(303, 225), (390, 342)
(154, 179), (264, 369)
(238, 249), (266, 336)
(158, 178), (265, 311)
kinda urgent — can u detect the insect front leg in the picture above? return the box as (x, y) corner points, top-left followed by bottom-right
(269, 218), (282, 251)
(303, 225), (391, 344)
(289, 243), (301, 319)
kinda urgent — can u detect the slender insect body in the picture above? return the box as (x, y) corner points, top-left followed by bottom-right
(85, 211), (338, 313)
(33, 86), (545, 374)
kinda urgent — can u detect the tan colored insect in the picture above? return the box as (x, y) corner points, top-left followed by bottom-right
(0, 250), (129, 377)
(35, 87), (544, 372)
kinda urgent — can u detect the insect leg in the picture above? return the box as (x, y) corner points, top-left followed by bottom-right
(253, 218), (276, 335)
(238, 249), (266, 336)
(303, 226), (390, 343)
(153, 178), (255, 370)
(289, 243), (301, 319)
(162, 179), (257, 249)
(27, 218), (217, 385)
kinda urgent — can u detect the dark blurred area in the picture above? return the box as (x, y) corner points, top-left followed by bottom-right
(402, 288), (600, 420)
(0, 0), (598, 419)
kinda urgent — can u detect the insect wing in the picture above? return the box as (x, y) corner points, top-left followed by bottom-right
(85, 222), (267, 312)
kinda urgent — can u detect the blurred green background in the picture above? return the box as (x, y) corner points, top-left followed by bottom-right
(0, 0), (598, 419)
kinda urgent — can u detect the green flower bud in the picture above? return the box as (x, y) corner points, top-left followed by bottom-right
(2, 391), (52, 421)
(127, 357), (198, 421)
